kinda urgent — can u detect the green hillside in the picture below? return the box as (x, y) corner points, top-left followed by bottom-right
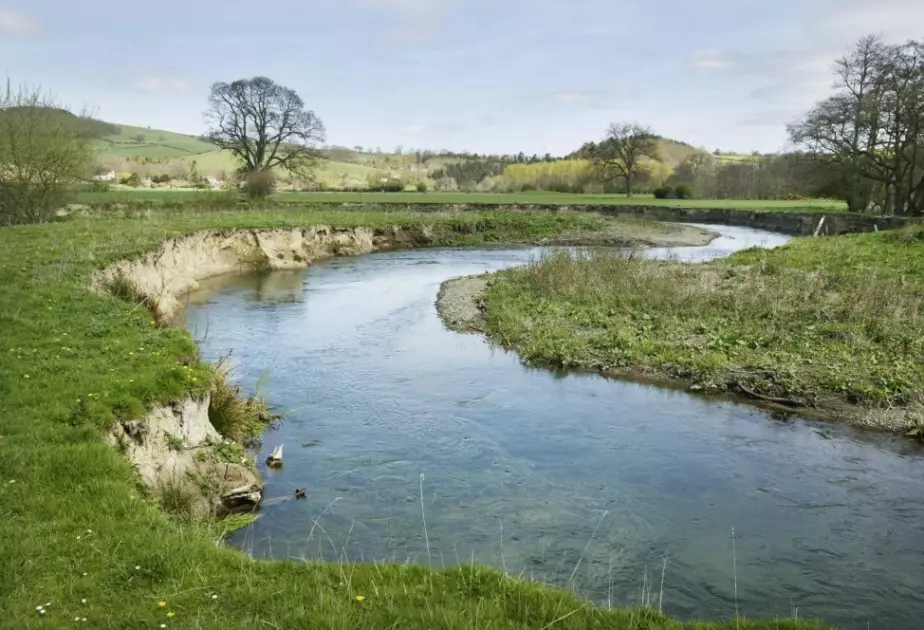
(96, 123), (215, 159)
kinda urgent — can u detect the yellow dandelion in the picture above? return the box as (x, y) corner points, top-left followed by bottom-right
(355, 595), (366, 602)
(7, 479), (15, 484)
(158, 601), (167, 608)
(167, 611), (175, 618)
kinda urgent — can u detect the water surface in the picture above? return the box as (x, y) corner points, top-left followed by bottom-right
(184, 225), (924, 629)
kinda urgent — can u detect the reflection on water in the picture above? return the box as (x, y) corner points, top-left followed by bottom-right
(183, 225), (924, 629)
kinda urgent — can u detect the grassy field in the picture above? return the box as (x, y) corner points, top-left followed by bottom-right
(0, 208), (826, 629)
(96, 123), (215, 159)
(481, 225), (924, 432)
(72, 188), (849, 212)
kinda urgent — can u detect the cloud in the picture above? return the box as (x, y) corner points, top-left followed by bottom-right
(819, 0), (924, 42)
(529, 89), (635, 111)
(0, 9), (39, 36)
(357, 0), (457, 18)
(397, 124), (426, 135)
(691, 51), (734, 72)
(131, 74), (190, 94)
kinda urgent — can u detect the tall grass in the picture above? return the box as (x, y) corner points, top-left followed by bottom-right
(483, 229), (924, 420)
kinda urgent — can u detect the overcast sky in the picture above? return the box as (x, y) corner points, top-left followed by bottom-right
(1, 0), (922, 155)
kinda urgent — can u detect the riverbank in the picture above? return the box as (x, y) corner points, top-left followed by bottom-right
(0, 208), (823, 629)
(440, 224), (924, 435)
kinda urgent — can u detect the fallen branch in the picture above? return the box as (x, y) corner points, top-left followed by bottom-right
(731, 381), (807, 408)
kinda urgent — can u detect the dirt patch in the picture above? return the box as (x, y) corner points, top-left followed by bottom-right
(437, 275), (490, 333)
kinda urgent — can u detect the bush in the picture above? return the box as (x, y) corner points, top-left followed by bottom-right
(382, 179), (405, 193)
(151, 174), (171, 184)
(119, 172), (142, 187)
(674, 184), (694, 199)
(0, 85), (95, 225)
(242, 170), (276, 198)
(653, 186), (671, 199)
(416, 181), (428, 193)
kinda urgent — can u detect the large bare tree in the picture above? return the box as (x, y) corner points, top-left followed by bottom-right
(588, 123), (659, 197)
(790, 36), (924, 215)
(205, 77), (325, 180)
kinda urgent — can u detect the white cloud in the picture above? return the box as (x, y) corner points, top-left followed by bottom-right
(397, 124), (426, 135)
(356, 0), (457, 18)
(820, 0), (924, 42)
(132, 75), (189, 94)
(691, 51), (734, 71)
(0, 9), (39, 36)
(534, 89), (634, 111)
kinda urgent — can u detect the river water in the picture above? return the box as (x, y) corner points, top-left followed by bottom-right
(183, 225), (924, 629)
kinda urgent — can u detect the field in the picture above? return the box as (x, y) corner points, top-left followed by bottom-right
(480, 225), (924, 432)
(0, 207), (826, 629)
(72, 188), (850, 213)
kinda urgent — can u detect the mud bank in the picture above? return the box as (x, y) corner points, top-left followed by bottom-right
(106, 396), (261, 516)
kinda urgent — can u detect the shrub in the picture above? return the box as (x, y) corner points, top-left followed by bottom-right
(653, 186), (672, 199)
(151, 174), (171, 184)
(119, 172), (142, 187)
(382, 178), (405, 193)
(0, 85), (96, 225)
(242, 170), (276, 198)
(674, 184), (694, 199)
(416, 181), (428, 193)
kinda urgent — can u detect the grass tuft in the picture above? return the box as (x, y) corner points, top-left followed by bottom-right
(208, 357), (275, 442)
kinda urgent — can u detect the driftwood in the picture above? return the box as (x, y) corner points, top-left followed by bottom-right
(731, 381), (807, 409)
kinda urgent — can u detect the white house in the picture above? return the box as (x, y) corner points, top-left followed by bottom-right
(93, 170), (116, 182)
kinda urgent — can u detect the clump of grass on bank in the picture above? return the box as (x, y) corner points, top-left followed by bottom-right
(208, 358), (274, 441)
(0, 207), (824, 628)
(483, 224), (924, 430)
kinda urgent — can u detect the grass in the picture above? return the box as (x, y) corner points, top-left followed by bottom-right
(481, 225), (924, 431)
(72, 188), (849, 212)
(0, 207), (825, 628)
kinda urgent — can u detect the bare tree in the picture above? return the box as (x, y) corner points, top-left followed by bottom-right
(589, 123), (659, 197)
(0, 82), (96, 225)
(205, 77), (325, 185)
(790, 36), (924, 215)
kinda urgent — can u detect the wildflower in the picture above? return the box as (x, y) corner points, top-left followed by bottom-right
(82, 572), (88, 576)
(210, 594), (218, 600)
(75, 617), (80, 622)
(158, 601), (167, 608)
(76, 536), (81, 540)
(135, 565), (141, 570)
(82, 619), (87, 623)
(128, 352), (134, 356)
(81, 599), (87, 604)
(167, 612), (175, 618)
(160, 625), (166, 629)
(7, 479), (15, 484)
(23, 374), (30, 379)
(355, 594), (366, 601)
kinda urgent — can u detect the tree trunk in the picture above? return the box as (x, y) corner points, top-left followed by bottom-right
(625, 172), (634, 198)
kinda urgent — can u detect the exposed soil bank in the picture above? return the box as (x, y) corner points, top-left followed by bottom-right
(329, 202), (909, 236)
(93, 219), (711, 513)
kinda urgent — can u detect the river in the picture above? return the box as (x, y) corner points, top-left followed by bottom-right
(182, 224), (924, 629)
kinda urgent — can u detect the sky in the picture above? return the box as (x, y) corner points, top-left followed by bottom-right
(1, 0), (922, 156)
